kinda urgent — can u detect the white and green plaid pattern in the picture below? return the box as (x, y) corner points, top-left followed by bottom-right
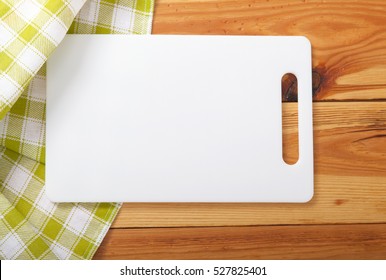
(0, 0), (154, 259)
(0, 0), (87, 119)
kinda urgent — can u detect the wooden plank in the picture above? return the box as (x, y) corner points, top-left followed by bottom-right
(152, 0), (386, 100)
(112, 102), (386, 228)
(94, 224), (386, 259)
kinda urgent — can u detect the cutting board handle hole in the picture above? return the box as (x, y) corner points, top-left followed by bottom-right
(281, 73), (299, 165)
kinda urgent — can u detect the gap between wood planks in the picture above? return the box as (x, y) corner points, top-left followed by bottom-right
(110, 222), (386, 230)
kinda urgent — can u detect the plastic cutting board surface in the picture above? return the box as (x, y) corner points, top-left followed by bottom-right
(46, 35), (313, 202)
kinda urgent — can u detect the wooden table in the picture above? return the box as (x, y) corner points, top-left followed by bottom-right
(94, 0), (386, 259)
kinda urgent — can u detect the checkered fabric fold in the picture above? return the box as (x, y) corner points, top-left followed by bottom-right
(0, 0), (154, 259)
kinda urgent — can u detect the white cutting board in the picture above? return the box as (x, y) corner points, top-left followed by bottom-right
(46, 35), (313, 202)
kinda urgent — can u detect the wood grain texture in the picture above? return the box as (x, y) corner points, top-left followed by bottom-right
(112, 102), (386, 228)
(98, 0), (386, 259)
(152, 0), (386, 100)
(95, 224), (386, 259)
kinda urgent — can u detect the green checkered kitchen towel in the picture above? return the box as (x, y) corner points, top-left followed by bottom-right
(0, 0), (154, 259)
